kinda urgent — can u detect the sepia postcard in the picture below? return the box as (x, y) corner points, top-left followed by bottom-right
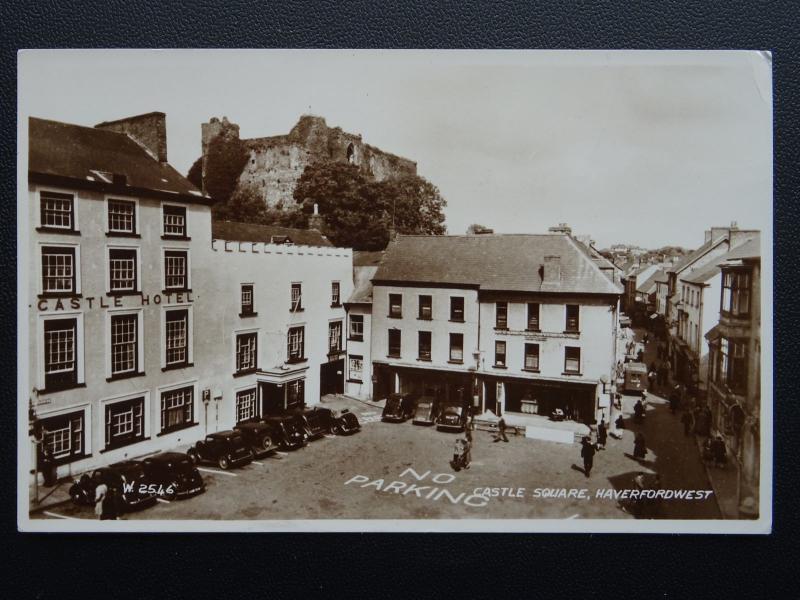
(17, 49), (772, 533)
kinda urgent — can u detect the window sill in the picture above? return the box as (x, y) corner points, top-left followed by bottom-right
(525, 328), (542, 333)
(387, 354), (401, 359)
(417, 316), (432, 321)
(39, 382), (87, 395)
(233, 368), (258, 378)
(327, 351), (343, 358)
(100, 436), (150, 453)
(494, 327), (509, 332)
(330, 303), (342, 308)
(449, 318), (465, 323)
(36, 227), (80, 236)
(107, 291), (140, 297)
(162, 289), (192, 295)
(347, 378), (363, 384)
(493, 364), (508, 370)
(447, 360), (464, 365)
(521, 368), (541, 373)
(161, 235), (191, 241)
(106, 371), (145, 383)
(417, 357), (432, 362)
(162, 362), (193, 372)
(286, 358), (308, 365)
(562, 371), (583, 376)
(239, 312), (258, 318)
(38, 292), (82, 299)
(563, 330), (581, 335)
(387, 314), (402, 319)
(106, 231), (140, 238)
(290, 307), (305, 313)
(348, 337), (364, 343)
(157, 422), (199, 437)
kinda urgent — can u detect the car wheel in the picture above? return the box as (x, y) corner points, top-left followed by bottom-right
(187, 449), (199, 464)
(166, 483), (179, 501)
(331, 424), (341, 436)
(218, 455), (231, 470)
(260, 435), (274, 452)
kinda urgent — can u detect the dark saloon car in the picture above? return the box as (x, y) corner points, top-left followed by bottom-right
(329, 408), (361, 435)
(187, 431), (254, 470)
(412, 396), (439, 426)
(140, 452), (205, 500)
(235, 418), (304, 453)
(436, 400), (468, 432)
(382, 392), (418, 422)
(289, 406), (333, 440)
(260, 415), (309, 449)
(69, 461), (157, 511)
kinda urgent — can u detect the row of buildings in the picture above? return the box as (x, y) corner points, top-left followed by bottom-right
(623, 224), (762, 518)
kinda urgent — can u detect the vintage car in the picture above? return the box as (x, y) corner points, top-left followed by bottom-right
(68, 461), (158, 511)
(382, 392), (418, 422)
(186, 431), (254, 469)
(329, 408), (361, 435)
(288, 406), (333, 439)
(623, 362), (649, 395)
(139, 452), (205, 500)
(412, 396), (439, 426)
(436, 400), (468, 431)
(235, 417), (307, 453)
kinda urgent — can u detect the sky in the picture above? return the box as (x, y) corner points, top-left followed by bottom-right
(18, 50), (772, 249)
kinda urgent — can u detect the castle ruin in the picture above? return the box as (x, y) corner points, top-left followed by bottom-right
(201, 115), (418, 208)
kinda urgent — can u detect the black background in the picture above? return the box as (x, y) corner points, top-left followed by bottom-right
(1, 1), (797, 597)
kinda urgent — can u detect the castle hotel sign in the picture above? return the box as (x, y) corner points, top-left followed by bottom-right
(36, 292), (195, 312)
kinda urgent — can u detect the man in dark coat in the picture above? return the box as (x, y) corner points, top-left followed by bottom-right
(633, 432), (647, 460)
(580, 436), (596, 477)
(493, 417), (509, 443)
(596, 418), (608, 450)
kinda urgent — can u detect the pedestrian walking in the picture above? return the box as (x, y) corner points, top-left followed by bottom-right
(648, 370), (657, 393)
(633, 432), (647, 460)
(634, 398), (645, 422)
(597, 418), (608, 450)
(669, 386), (680, 414)
(580, 436), (596, 477)
(615, 414), (625, 431)
(681, 409), (695, 436)
(94, 475), (109, 520)
(493, 417), (509, 442)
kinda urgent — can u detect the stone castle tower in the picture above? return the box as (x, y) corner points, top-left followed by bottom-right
(201, 115), (417, 208)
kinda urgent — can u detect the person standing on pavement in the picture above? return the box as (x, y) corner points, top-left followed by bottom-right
(681, 409), (695, 436)
(493, 417), (509, 443)
(581, 436), (596, 477)
(633, 432), (647, 460)
(94, 475), (109, 520)
(597, 418), (608, 450)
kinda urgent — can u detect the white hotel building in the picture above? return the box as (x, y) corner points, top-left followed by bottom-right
(26, 114), (351, 481)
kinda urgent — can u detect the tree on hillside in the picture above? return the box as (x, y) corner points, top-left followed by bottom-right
(187, 156), (203, 190)
(203, 135), (249, 206)
(293, 161), (447, 250)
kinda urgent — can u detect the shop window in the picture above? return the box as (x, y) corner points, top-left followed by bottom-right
(287, 379), (305, 409)
(389, 294), (402, 318)
(349, 314), (364, 341)
(527, 303), (540, 331)
(388, 329), (401, 358)
(43, 318), (78, 391)
(105, 397), (145, 450)
(494, 340), (507, 367)
(496, 302), (508, 329)
(524, 343), (540, 371)
(418, 295), (432, 320)
(287, 326), (305, 362)
(236, 332), (258, 373)
(450, 297), (464, 322)
(160, 386), (194, 433)
(40, 191), (75, 231)
(349, 355), (363, 382)
(564, 346), (581, 373)
(41, 246), (76, 295)
(236, 388), (257, 423)
(450, 333), (464, 363)
(565, 304), (580, 332)
(418, 331), (432, 360)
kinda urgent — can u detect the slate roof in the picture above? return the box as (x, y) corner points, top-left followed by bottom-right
(682, 235), (760, 284)
(29, 117), (207, 201)
(668, 239), (725, 274)
(723, 236), (760, 261)
(637, 269), (667, 294)
(212, 221), (332, 247)
(681, 259), (725, 285)
(373, 234), (623, 295)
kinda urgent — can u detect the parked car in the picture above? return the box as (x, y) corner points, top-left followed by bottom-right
(382, 392), (418, 422)
(68, 461), (157, 511)
(236, 417), (308, 453)
(329, 408), (361, 435)
(139, 452), (205, 500)
(436, 400), (468, 431)
(187, 431), (254, 469)
(288, 406), (333, 439)
(412, 396), (439, 425)
(260, 415), (309, 449)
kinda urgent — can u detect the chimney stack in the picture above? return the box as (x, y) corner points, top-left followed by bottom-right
(96, 112), (168, 163)
(309, 203), (325, 232)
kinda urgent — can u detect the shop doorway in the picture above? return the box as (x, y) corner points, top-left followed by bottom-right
(320, 359), (344, 397)
(259, 382), (284, 415)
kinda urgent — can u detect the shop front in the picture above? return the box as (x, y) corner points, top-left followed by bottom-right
(372, 362), (472, 405)
(257, 364), (309, 415)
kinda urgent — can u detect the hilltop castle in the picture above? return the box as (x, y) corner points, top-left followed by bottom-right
(201, 115), (418, 208)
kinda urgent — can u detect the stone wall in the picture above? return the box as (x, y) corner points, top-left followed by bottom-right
(202, 115), (417, 208)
